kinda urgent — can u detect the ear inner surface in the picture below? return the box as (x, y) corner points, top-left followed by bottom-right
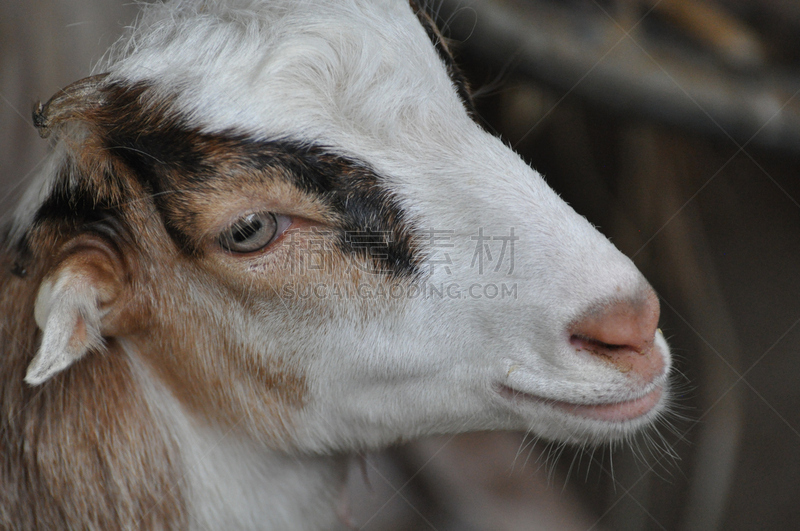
(25, 244), (124, 386)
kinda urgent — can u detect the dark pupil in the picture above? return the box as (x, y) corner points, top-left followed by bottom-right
(232, 218), (262, 243)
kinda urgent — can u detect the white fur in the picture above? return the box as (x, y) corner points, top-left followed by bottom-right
(16, 0), (672, 527)
(128, 352), (349, 530)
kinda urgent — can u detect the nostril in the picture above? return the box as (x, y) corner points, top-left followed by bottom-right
(570, 289), (659, 350)
(569, 334), (648, 375)
(568, 289), (664, 381)
(569, 334), (635, 354)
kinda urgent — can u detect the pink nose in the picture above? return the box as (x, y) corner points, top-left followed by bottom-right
(569, 288), (664, 383)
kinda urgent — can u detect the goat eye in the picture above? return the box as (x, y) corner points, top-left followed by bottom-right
(219, 212), (278, 253)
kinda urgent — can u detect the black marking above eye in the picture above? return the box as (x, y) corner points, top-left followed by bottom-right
(87, 82), (418, 274)
(219, 212), (278, 253)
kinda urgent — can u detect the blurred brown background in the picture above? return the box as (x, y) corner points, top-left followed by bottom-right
(3, 1), (799, 530)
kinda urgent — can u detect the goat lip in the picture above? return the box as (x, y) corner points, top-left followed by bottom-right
(497, 384), (664, 422)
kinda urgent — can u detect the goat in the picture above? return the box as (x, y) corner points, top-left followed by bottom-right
(0, 0), (671, 529)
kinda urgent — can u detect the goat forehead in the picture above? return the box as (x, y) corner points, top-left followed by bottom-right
(105, 0), (463, 151)
(100, 0), (499, 239)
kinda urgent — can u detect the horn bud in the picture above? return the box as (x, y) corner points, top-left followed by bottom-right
(32, 73), (109, 138)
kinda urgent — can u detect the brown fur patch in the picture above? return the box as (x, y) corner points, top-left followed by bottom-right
(0, 249), (187, 529)
(5, 50), (424, 526)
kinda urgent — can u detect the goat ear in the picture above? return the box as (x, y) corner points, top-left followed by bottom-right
(25, 241), (124, 385)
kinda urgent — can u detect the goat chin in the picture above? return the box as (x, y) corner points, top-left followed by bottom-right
(1, 0), (671, 529)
